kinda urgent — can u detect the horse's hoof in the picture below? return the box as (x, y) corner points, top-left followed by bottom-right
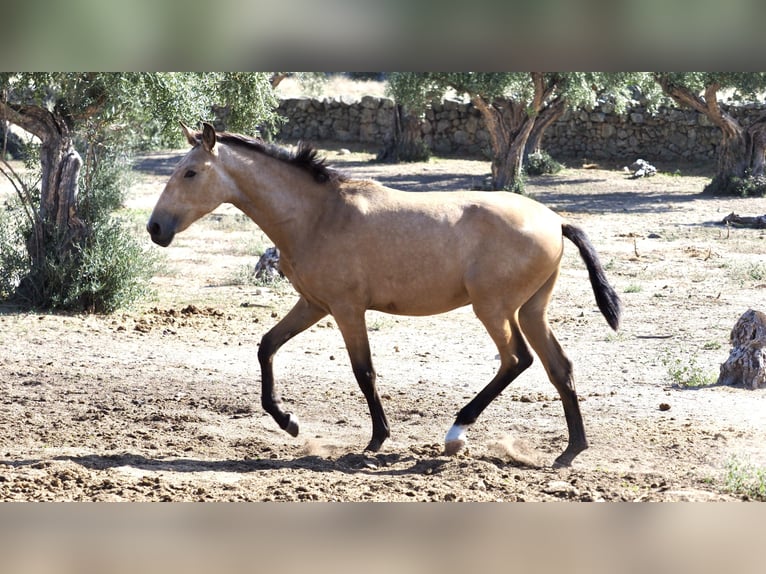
(364, 439), (383, 453)
(443, 424), (467, 455)
(552, 444), (586, 468)
(552, 456), (572, 469)
(443, 439), (465, 456)
(284, 413), (300, 437)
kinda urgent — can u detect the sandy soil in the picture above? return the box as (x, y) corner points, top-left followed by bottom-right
(2, 145), (766, 501)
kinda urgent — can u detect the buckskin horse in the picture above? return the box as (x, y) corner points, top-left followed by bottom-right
(147, 122), (621, 467)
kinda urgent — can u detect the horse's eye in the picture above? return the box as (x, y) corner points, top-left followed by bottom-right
(184, 169), (197, 178)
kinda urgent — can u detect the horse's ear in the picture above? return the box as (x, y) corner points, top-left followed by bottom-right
(179, 121), (198, 147)
(202, 122), (217, 152)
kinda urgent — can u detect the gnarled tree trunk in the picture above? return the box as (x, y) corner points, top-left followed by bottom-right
(657, 77), (766, 195)
(471, 73), (564, 191)
(377, 104), (429, 163)
(471, 95), (533, 191)
(524, 96), (566, 160)
(0, 102), (85, 266)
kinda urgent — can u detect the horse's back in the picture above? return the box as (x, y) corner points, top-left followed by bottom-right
(330, 181), (565, 300)
(344, 180), (562, 232)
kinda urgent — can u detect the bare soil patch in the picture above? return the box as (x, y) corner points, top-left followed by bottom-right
(2, 148), (766, 501)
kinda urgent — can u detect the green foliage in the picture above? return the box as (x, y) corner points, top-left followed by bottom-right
(210, 72), (281, 136)
(657, 73), (766, 103)
(505, 172), (527, 195)
(746, 263), (766, 281)
(0, 200), (28, 301)
(0, 135), (159, 312)
(662, 353), (717, 388)
(231, 264), (293, 294)
(0, 73), (281, 148)
(387, 73), (651, 191)
(724, 455), (766, 500)
(0, 73), (280, 313)
(705, 172), (766, 197)
(525, 150), (562, 176)
(387, 72), (651, 113)
(6, 216), (158, 313)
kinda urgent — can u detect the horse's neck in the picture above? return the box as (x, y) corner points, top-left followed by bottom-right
(225, 148), (324, 255)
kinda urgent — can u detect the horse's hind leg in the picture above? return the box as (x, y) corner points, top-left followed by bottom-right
(258, 296), (328, 437)
(445, 306), (533, 455)
(519, 274), (587, 467)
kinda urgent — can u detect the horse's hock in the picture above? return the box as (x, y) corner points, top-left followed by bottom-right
(718, 309), (766, 389)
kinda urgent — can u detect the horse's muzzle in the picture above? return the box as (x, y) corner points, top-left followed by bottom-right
(146, 220), (175, 247)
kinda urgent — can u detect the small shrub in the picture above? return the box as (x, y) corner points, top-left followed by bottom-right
(229, 261), (293, 295)
(746, 263), (766, 282)
(3, 215), (159, 313)
(724, 455), (766, 500)
(504, 171), (527, 195)
(0, 139), (160, 313)
(525, 150), (563, 176)
(0, 202), (28, 301)
(726, 261), (766, 285)
(376, 140), (431, 163)
(70, 218), (159, 312)
(705, 172), (766, 197)
(662, 353), (717, 388)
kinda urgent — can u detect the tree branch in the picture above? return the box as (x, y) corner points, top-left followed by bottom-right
(471, 94), (505, 152)
(0, 100), (60, 141)
(655, 75), (739, 139)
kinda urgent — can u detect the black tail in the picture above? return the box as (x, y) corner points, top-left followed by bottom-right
(562, 223), (622, 331)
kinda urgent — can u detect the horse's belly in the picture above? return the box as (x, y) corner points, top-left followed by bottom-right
(367, 276), (471, 316)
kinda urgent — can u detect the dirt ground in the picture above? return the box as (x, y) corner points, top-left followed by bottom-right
(2, 144), (766, 501)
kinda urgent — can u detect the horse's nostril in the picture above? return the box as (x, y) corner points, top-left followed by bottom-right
(147, 221), (160, 236)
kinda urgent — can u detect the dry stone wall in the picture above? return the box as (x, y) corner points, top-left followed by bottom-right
(276, 96), (766, 164)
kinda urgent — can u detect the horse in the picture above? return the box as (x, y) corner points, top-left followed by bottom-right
(147, 122), (622, 467)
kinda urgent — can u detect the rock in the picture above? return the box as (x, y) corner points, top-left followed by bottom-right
(254, 246), (282, 280)
(625, 158), (657, 179)
(543, 480), (579, 498)
(718, 309), (766, 389)
(731, 309), (766, 346)
(722, 213), (766, 229)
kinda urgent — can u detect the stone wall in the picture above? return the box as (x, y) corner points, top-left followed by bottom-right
(276, 96), (766, 164)
(277, 96), (397, 147)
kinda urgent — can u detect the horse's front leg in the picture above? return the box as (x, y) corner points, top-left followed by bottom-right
(331, 305), (390, 452)
(258, 296), (327, 437)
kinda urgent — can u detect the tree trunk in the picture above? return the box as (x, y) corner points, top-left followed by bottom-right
(468, 73), (564, 192)
(37, 137), (85, 256)
(270, 73), (288, 89)
(705, 114), (766, 195)
(377, 104), (429, 163)
(524, 96), (566, 160)
(656, 77), (766, 195)
(0, 102), (85, 263)
(471, 95), (533, 191)
(745, 117), (766, 177)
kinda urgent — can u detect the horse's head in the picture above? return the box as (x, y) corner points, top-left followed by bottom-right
(147, 122), (234, 247)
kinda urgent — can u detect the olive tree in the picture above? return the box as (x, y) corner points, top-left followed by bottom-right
(654, 73), (766, 196)
(387, 72), (644, 191)
(0, 72), (279, 310)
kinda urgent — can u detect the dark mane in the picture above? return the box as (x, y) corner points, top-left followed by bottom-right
(214, 131), (347, 184)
